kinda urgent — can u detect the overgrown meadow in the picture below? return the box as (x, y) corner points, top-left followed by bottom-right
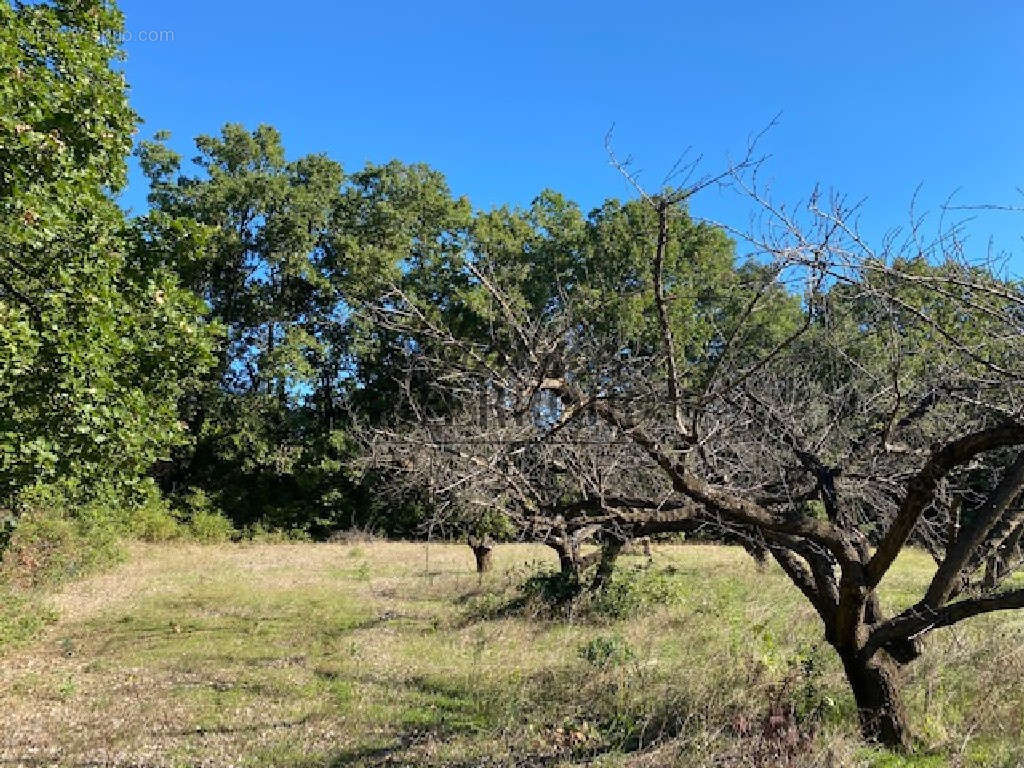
(4, 542), (1024, 767)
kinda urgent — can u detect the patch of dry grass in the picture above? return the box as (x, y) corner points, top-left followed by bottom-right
(1, 542), (1023, 767)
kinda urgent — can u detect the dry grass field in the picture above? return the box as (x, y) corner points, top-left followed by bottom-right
(2, 542), (1024, 767)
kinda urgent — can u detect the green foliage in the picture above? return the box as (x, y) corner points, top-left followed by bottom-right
(862, 751), (949, 768)
(136, 128), (448, 536)
(457, 192), (802, 389)
(125, 107), (800, 543)
(126, 487), (184, 542)
(0, 0), (217, 538)
(2, 489), (124, 588)
(578, 634), (637, 667)
(0, 475), (221, 585)
(136, 123), (345, 401)
(507, 563), (688, 621)
(587, 565), (689, 620)
(188, 508), (237, 543)
(242, 522), (311, 543)
(518, 568), (583, 608)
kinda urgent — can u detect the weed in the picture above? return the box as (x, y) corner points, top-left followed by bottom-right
(579, 634), (636, 667)
(0, 592), (57, 649)
(56, 675), (76, 700)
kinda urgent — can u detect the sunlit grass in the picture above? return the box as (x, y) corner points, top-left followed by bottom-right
(2, 542), (1023, 766)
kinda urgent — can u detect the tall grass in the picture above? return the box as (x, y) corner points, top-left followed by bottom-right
(2, 542), (1024, 766)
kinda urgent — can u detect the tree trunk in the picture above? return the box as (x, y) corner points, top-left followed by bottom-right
(467, 535), (494, 573)
(472, 545), (493, 573)
(840, 652), (912, 750)
(590, 539), (623, 591)
(983, 554), (1002, 590)
(551, 539), (580, 579)
(558, 548), (575, 577)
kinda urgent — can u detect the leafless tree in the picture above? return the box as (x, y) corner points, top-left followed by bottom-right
(359, 320), (706, 586)
(359, 146), (1024, 749)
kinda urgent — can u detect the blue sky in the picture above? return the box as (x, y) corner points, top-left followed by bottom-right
(116, 1), (1024, 266)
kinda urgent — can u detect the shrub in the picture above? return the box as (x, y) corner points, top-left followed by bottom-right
(520, 569), (581, 608)
(0, 478), (184, 587)
(516, 564), (687, 621)
(129, 496), (184, 542)
(188, 508), (237, 542)
(242, 522), (311, 543)
(578, 634), (636, 667)
(178, 489), (237, 542)
(1, 504), (122, 589)
(587, 564), (687, 620)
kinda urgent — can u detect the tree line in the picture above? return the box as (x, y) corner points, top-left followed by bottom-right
(6, 0), (1024, 752)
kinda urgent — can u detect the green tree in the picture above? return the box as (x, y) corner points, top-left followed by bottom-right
(0, 0), (216, 525)
(137, 124), (349, 529)
(137, 130), (475, 534)
(342, 161), (473, 424)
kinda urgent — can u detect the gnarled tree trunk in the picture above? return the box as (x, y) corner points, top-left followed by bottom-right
(467, 535), (494, 573)
(590, 538), (624, 592)
(839, 651), (911, 750)
(550, 537), (581, 579)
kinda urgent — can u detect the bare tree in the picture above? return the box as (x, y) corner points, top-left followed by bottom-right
(359, 144), (1024, 749)
(360, 334), (704, 587)
(539, 185), (1024, 749)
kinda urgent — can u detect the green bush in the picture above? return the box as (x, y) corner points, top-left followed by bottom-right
(129, 495), (184, 542)
(587, 564), (687, 620)
(515, 564), (687, 621)
(242, 521), (311, 543)
(1, 504), (123, 589)
(175, 489), (237, 542)
(188, 509), (237, 542)
(578, 634), (636, 667)
(0, 478), (184, 587)
(520, 569), (582, 607)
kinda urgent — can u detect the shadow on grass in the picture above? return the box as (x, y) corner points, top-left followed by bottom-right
(329, 662), (702, 767)
(326, 732), (432, 767)
(78, 610), (410, 661)
(325, 730), (568, 768)
(160, 713), (315, 737)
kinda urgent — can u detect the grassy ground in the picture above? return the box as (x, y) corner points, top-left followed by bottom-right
(2, 542), (1024, 767)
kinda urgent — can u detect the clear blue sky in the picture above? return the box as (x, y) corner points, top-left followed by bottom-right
(116, 1), (1024, 266)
